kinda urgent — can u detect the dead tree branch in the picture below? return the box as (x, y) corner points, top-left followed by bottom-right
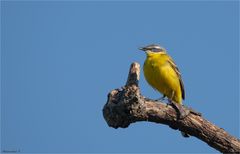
(102, 62), (240, 153)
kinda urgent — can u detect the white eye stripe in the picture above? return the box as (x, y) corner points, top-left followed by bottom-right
(153, 46), (161, 49)
(140, 44), (166, 52)
(146, 45), (161, 49)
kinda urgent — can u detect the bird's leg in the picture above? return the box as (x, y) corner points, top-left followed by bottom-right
(168, 91), (189, 119)
(155, 95), (166, 101)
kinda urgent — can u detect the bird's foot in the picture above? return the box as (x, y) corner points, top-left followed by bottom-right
(183, 105), (202, 116)
(179, 108), (190, 120)
(168, 100), (190, 120)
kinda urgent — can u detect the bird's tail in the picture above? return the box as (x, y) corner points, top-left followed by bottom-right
(181, 131), (190, 138)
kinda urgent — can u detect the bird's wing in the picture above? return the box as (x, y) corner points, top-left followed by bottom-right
(167, 57), (185, 100)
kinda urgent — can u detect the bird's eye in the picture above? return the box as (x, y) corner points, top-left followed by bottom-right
(152, 48), (162, 52)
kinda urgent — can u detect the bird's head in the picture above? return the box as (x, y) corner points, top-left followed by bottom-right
(139, 44), (166, 56)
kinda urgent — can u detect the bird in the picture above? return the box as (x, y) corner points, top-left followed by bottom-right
(140, 44), (189, 137)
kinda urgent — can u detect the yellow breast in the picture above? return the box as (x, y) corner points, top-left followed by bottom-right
(143, 53), (183, 104)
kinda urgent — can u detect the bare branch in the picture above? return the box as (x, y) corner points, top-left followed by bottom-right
(102, 62), (240, 153)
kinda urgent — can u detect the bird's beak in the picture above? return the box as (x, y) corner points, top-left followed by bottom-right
(139, 47), (146, 51)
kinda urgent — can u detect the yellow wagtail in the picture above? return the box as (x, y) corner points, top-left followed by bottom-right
(140, 44), (189, 137)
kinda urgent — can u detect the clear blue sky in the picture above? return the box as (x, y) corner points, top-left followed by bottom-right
(1, 1), (239, 153)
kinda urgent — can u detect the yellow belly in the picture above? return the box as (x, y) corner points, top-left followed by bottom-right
(143, 55), (182, 104)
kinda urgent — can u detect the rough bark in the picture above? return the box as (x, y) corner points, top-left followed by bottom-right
(102, 62), (240, 153)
